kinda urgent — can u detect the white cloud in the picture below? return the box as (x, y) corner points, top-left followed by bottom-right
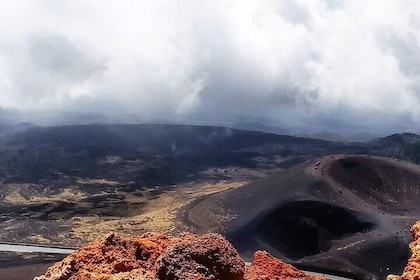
(0, 0), (419, 132)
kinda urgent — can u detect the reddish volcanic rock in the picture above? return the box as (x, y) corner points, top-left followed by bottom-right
(156, 232), (245, 280)
(35, 232), (326, 280)
(245, 251), (325, 280)
(34, 232), (170, 280)
(387, 221), (420, 280)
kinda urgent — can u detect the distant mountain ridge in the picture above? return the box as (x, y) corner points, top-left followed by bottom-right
(0, 124), (419, 185)
(371, 133), (420, 163)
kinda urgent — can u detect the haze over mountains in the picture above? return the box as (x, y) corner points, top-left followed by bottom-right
(0, 108), (415, 143)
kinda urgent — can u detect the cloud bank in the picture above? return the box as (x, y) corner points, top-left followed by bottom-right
(0, 0), (419, 133)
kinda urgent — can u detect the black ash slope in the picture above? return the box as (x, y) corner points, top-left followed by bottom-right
(179, 155), (420, 280)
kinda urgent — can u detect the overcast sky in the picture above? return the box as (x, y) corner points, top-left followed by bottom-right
(0, 0), (419, 134)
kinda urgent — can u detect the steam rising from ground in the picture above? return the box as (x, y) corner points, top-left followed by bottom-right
(0, 1), (419, 133)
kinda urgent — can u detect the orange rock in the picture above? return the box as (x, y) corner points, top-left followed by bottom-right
(35, 232), (326, 280)
(34, 232), (169, 280)
(387, 221), (420, 280)
(245, 251), (326, 280)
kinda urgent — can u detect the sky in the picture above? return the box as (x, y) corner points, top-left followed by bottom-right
(0, 0), (420, 135)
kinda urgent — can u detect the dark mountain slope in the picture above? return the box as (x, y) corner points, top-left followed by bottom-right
(0, 124), (343, 185)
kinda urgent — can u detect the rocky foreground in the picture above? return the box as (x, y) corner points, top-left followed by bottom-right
(388, 221), (420, 280)
(35, 232), (325, 280)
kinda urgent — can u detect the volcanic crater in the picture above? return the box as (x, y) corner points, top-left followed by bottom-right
(180, 154), (420, 279)
(257, 200), (375, 260)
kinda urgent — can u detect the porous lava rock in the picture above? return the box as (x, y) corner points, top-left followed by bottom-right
(156, 232), (245, 280)
(35, 232), (325, 280)
(245, 251), (325, 280)
(34, 231), (170, 280)
(388, 221), (420, 280)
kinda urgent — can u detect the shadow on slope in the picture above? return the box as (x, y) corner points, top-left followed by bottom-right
(257, 200), (374, 260)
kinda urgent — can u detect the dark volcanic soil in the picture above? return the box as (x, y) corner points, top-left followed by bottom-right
(179, 154), (420, 280)
(0, 124), (344, 246)
(257, 200), (374, 260)
(0, 125), (419, 277)
(329, 156), (420, 214)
